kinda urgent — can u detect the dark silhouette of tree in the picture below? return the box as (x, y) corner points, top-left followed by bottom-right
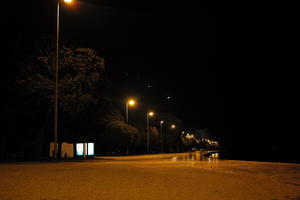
(17, 42), (105, 114)
(16, 37), (106, 159)
(102, 108), (141, 154)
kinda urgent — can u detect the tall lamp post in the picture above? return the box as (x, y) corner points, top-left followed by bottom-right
(170, 124), (178, 152)
(126, 99), (135, 124)
(160, 121), (164, 153)
(146, 111), (154, 153)
(54, 0), (73, 159)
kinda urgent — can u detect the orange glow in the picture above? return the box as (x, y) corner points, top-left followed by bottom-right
(64, 0), (73, 3)
(128, 99), (135, 106)
(171, 124), (176, 129)
(148, 112), (154, 116)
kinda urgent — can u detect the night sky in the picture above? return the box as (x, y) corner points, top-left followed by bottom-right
(2, 0), (290, 159)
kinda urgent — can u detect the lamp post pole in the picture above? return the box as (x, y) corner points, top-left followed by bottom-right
(126, 102), (128, 124)
(147, 114), (149, 153)
(53, 0), (73, 159)
(125, 99), (135, 124)
(146, 112), (154, 153)
(160, 121), (164, 153)
(170, 124), (177, 152)
(54, 0), (60, 159)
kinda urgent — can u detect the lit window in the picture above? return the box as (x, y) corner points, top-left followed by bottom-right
(87, 143), (94, 156)
(76, 143), (84, 156)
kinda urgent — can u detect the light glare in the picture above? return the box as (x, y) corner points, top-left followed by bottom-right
(128, 99), (135, 106)
(148, 112), (154, 116)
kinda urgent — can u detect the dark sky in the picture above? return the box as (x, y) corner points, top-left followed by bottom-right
(3, 0), (287, 154)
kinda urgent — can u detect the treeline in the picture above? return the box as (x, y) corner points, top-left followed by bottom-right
(0, 37), (193, 160)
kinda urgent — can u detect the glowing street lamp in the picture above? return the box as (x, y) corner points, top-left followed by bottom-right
(146, 111), (154, 153)
(181, 131), (185, 136)
(126, 99), (135, 124)
(160, 120), (164, 153)
(128, 99), (135, 106)
(53, 0), (73, 159)
(170, 124), (179, 152)
(148, 111), (154, 116)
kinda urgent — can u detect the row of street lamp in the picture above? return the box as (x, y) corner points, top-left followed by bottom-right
(53, 0), (176, 158)
(125, 99), (176, 153)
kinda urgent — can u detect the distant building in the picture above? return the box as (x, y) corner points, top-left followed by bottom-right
(195, 129), (210, 139)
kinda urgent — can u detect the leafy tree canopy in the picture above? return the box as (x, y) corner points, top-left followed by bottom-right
(17, 39), (105, 114)
(105, 120), (140, 146)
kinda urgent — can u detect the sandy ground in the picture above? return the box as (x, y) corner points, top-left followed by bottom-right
(0, 153), (300, 200)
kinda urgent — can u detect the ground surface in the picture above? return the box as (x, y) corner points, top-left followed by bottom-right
(1, 153), (300, 200)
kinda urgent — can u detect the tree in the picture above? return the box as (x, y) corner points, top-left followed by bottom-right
(102, 108), (141, 154)
(104, 120), (140, 154)
(16, 38), (106, 158)
(17, 41), (105, 114)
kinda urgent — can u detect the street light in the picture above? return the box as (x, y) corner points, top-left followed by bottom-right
(54, 0), (73, 159)
(186, 133), (194, 152)
(160, 120), (164, 153)
(126, 99), (135, 124)
(170, 124), (178, 152)
(146, 111), (154, 153)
